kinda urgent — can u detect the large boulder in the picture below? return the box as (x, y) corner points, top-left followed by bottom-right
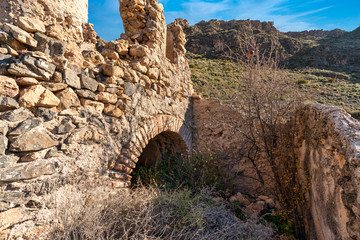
(18, 85), (60, 109)
(17, 16), (46, 33)
(9, 126), (58, 152)
(2, 23), (37, 47)
(0, 160), (56, 182)
(33, 33), (67, 58)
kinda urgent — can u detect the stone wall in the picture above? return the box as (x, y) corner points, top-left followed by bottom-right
(0, 0), (193, 238)
(192, 98), (270, 196)
(0, 0), (88, 24)
(295, 103), (360, 240)
(193, 99), (360, 239)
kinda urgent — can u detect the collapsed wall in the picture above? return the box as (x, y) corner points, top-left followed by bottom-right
(295, 103), (360, 240)
(0, 0), (193, 238)
(193, 99), (360, 240)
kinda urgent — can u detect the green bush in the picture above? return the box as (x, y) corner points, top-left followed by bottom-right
(132, 152), (232, 192)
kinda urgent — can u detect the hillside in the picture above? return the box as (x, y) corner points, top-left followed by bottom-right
(181, 18), (360, 115)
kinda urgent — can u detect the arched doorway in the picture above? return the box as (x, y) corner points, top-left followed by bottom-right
(137, 130), (188, 167)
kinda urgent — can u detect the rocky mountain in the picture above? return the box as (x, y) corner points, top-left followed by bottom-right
(179, 18), (360, 73)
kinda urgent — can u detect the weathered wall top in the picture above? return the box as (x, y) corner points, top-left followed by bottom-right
(0, 0), (88, 24)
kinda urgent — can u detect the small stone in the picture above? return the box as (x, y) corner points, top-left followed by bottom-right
(16, 77), (39, 86)
(80, 73), (98, 91)
(105, 76), (117, 84)
(56, 88), (81, 110)
(148, 67), (159, 79)
(9, 117), (42, 140)
(52, 71), (63, 83)
(20, 149), (48, 162)
(67, 64), (82, 75)
(2, 23), (38, 47)
(105, 87), (120, 94)
(82, 50), (104, 64)
(46, 148), (64, 158)
(97, 83), (106, 92)
(57, 118), (76, 134)
(0, 30), (26, 51)
(33, 32), (67, 58)
(245, 201), (266, 216)
(18, 85), (60, 109)
(0, 207), (32, 230)
(0, 47), (7, 54)
(131, 61), (148, 74)
(0, 97), (19, 112)
(0, 76), (19, 98)
(63, 69), (81, 89)
(102, 64), (124, 77)
(9, 126), (58, 152)
(34, 107), (55, 122)
(8, 61), (42, 79)
(0, 160), (56, 182)
(123, 69), (139, 83)
(0, 123), (8, 155)
(115, 40), (129, 55)
(17, 16), (46, 33)
(4, 45), (18, 56)
(0, 107), (33, 122)
(41, 82), (68, 92)
(96, 92), (118, 104)
(76, 89), (97, 100)
(103, 104), (123, 117)
(20, 55), (56, 81)
(0, 53), (13, 64)
(124, 82), (136, 96)
(229, 193), (251, 206)
(129, 45), (149, 57)
(101, 48), (119, 60)
(80, 99), (104, 114)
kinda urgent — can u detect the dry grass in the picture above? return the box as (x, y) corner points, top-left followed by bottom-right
(48, 186), (275, 240)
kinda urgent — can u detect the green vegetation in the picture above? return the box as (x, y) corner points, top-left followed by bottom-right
(132, 152), (231, 191)
(188, 54), (360, 117)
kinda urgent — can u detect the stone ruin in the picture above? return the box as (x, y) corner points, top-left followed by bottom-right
(0, 0), (359, 239)
(0, 0), (193, 238)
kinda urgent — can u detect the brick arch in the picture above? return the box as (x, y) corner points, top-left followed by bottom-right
(109, 115), (192, 186)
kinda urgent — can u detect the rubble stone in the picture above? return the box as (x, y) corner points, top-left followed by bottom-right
(2, 23), (38, 47)
(63, 69), (81, 89)
(16, 77), (39, 86)
(80, 73), (98, 92)
(17, 16), (46, 33)
(0, 75), (19, 98)
(0, 160), (56, 182)
(0, 97), (19, 112)
(33, 33), (67, 58)
(56, 88), (81, 110)
(9, 126), (58, 152)
(18, 85), (60, 109)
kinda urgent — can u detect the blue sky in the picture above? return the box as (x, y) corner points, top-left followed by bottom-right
(89, 0), (360, 41)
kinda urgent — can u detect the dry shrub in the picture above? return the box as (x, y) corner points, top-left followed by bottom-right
(48, 186), (275, 240)
(222, 22), (308, 239)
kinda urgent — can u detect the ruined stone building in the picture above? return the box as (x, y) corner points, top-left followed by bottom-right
(0, 0), (359, 239)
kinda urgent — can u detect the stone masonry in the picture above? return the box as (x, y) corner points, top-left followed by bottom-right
(0, 0), (193, 238)
(193, 99), (360, 240)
